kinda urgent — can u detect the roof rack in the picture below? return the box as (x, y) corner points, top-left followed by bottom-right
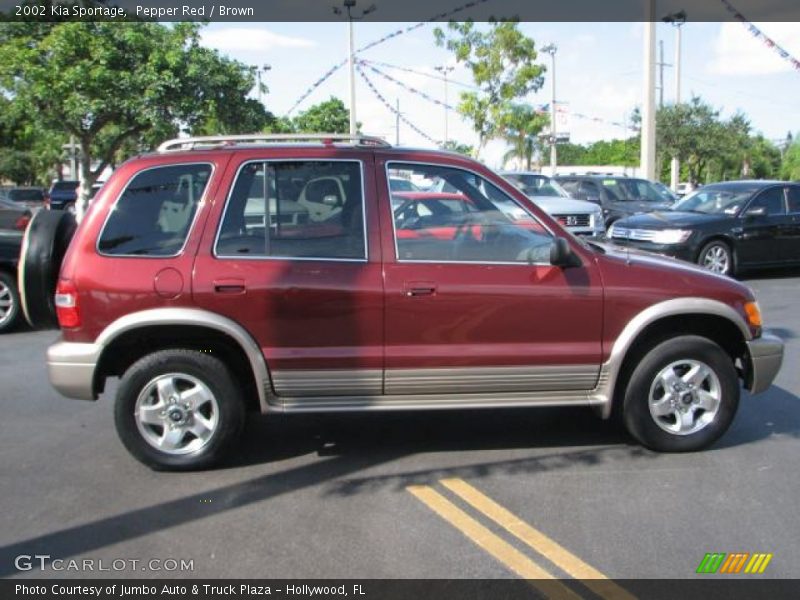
(157, 133), (391, 152)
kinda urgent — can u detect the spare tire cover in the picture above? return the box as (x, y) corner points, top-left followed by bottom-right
(18, 210), (77, 329)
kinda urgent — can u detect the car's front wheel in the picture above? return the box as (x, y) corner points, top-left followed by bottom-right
(697, 240), (734, 276)
(623, 335), (739, 452)
(114, 349), (245, 471)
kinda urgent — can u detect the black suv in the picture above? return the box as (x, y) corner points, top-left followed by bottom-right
(555, 175), (675, 227)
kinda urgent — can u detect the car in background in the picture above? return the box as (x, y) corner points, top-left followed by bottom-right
(0, 198), (33, 233)
(676, 182), (692, 197)
(555, 175), (675, 227)
(500, 171), (567, 197)
(0, 228), (23, 333)
(0, 187), (47, 211)
(501, 172), (605, 237)
(607, 180), (800, 276)
(47, 180), (79, 212)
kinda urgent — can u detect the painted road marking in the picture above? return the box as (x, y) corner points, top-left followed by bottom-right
(440, 479), (636, 600)
(407, 485), (583, 600)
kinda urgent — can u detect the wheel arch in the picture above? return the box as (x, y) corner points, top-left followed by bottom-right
(597, 298), (751, 419)
(93, 308), (272, 413)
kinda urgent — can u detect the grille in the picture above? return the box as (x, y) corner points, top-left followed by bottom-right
(555, 214), (591, 228)
(609, 226), (657, 241)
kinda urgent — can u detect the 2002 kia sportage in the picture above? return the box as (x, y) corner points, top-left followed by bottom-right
(19, 134), (784, 470)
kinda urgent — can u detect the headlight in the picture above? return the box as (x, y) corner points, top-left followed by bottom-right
(593, 211), (605, 233)
(650, 229), (692, 244)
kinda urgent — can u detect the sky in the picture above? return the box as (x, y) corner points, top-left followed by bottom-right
(199, 21), (800, 169)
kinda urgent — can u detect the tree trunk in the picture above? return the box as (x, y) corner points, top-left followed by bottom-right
(76, 140), (97, 223)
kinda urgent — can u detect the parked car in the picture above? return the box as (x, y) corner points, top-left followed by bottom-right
(19, 134), (782, 470)
(0, 186), (47, 211)
(0, 230), (23, 333)
(0, 198), (32, 233)
(47, 180), (79, 212)
(501, 172), (604, 237)
(555, 175), (675, 227)
(607, 180), (800, 276)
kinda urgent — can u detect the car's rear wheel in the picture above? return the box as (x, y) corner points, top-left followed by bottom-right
(623, 335), (739, 452)
(18, 209), (77, 329)
(114, 349), (245, 471)
(697, 240), (734, 276)
(0, 271), (22, 333)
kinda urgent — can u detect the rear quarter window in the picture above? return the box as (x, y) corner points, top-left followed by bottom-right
(98, 163), (212, 257)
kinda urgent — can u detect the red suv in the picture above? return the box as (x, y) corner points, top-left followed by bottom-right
(20, 134), (784, 470)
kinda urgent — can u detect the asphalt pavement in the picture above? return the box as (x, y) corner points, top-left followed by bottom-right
(1, 269), (798, 583)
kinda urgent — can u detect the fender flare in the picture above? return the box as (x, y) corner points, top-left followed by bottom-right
(95, 308), (272, 412)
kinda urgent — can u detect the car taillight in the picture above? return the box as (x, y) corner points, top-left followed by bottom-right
(15, 214), (31, 231)
(55, 280), (81, 329)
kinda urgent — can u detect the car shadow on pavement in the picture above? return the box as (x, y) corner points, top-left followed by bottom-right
(2, 389), (797, 575)
(739, 266), (800, 281)
(716, 386), (800, 449)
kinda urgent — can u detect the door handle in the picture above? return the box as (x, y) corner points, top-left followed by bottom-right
(213, 279), (246, 294)
(404, 282), (437, 297)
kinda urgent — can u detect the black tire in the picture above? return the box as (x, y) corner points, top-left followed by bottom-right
(114, 349), (245, 471)
(623, 335), (739, 452)
(0, 270), (22, 334)
(18, 209), (77, 329)
(697, 240), (735, 277)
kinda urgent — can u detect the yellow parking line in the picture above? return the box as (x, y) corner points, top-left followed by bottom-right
(441, 479), (637, 600)
(407, 485), (583, 600)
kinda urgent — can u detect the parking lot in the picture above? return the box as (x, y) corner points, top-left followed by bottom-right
(1, 268), (798, 583)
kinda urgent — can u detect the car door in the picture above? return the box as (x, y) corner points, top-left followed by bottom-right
(737, 186), (790, 266)
(783, 186), (800, 263)
(193, 152), (384, 404)
(378, 158), (603, 397)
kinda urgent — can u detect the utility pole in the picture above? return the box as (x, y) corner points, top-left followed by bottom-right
(333, 1), (376, 136)
(541, 44), (558, 175)
(663, 10), (686, 190)
(434, 65), (455, 144)
(656, 40), (672, 108)
(640, 11), (657, 181)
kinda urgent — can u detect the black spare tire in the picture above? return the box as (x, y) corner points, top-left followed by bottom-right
(19, 209), (77, 329)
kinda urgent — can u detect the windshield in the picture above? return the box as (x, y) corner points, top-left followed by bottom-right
(504, 174), (568, 198)
(673, 187), (755, 215)
(600, 179), (665, 202)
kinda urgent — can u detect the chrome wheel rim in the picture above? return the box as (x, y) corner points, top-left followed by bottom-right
(0, 280), (14, 326)
(135, 373), (219, 455)
(701, 245), (729, 274)
(648, 359), (721, 436)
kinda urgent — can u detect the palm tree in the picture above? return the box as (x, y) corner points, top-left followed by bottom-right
(499, 104), (549, 170)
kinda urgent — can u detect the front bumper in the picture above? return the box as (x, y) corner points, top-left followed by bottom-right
(745, 332), (784, 394)
(46, 339), (101, 400)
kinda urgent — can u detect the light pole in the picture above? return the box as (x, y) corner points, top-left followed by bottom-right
(640, 11), (657, 181)
(434, 65), (455, 145)
(541, 44), (558, 175)
(333, 1), (376, 136)
(663, 10), (686, 191)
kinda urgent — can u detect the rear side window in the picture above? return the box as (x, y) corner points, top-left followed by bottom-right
(787, 187), (800, 213)
(98, 164), (211, 256)
(215, 160), (365, 260)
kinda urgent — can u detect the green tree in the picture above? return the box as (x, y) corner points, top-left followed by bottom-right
(292, 97), (351, 134)
(781, 140), (800, 180)
(434, 20), (545, 157)
(0, 95), (65, 185)
(440, 140), (475, 157)
(0, 22), (271, 217)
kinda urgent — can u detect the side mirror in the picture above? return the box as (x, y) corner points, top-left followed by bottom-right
(550, 237), (582, 268)
(744, 206), (766, 217)
(586, 195), (601, 204)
